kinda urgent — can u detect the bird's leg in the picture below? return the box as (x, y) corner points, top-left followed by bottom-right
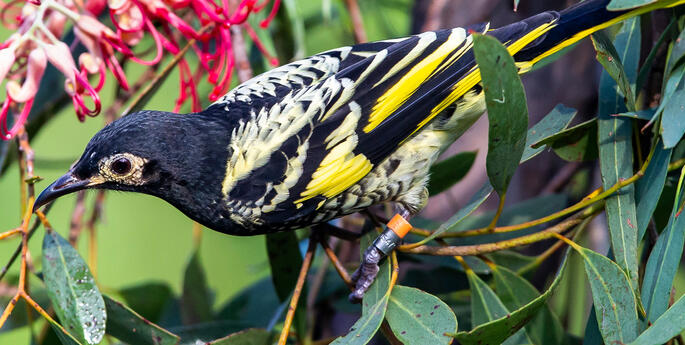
(349, 209), (412, 302)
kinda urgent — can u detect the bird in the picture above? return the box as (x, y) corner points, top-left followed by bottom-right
(34, 0), (684, 301)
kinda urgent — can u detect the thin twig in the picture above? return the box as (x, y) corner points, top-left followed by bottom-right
(320, 238), (353, 288)
(68, 191), (86, 245)
(278, 237), (317, 345)
(401, 203), (602, 256)
(343, 0), (367, 43)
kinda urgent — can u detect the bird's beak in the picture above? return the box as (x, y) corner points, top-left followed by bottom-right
(33, 173), (91, 212)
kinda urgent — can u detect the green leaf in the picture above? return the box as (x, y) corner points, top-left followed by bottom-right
(641, 167), (685, 323)
(419, 182), (493, 243)
(331, 231), (392, 345)
(43, 311), (85, 345)
(42, 229), (106, 345)
(386, 286), (456, 345)
(181, 250), (213, 324)
(473, 33), (529, 196)
(578, 247), (638, 344)
(661, 76), (685, 148)
(532, 119), (599, 162)
(635, 140), (672, 241)
(521, 104), (577, 163)
(492, 266), (564, 345)
(104, 295), (180, 345)
(636, 19), (676, 93)
(265, 232), (307, 340)
(606, 0), (657, 11)
(665, 25), (685, 77)
(118, 282), (173, 323)
(427, 151), (477, 196)
(216, 278), (281, 327)
(591, 26), (638, 112)
(614, 109), (656, 120)
(449, 193), (567, 245)
(596, 17), (641, 291)
(206, 328), (276, 345)
(629, 294), (685, 345)
(453, 250), (568, 345)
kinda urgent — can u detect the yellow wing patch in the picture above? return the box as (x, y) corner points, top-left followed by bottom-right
(295, 144), (373, 205)
(363, 29), (467, 133)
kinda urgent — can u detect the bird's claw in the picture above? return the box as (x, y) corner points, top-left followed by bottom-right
(349, 245), (383, 303)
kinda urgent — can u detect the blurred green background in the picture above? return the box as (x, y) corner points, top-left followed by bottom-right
(0, 0), (411, 342)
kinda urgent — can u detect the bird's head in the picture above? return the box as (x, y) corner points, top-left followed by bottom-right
(34, 109), (234, 229)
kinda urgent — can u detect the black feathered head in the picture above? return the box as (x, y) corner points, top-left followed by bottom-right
(34, 110), (239, 232)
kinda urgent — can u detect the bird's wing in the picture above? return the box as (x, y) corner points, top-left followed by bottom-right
(211, 40), (407, 107)
(222, 14), (561, 224)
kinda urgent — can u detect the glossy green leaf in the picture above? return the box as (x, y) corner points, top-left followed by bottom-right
(206, 328), (276, 345)
(454, 250), (568, 345)
(641, 167), (685, 323)
(42, 229), (106, 345)
(629, 294), (685, 345)
(578, 247), (638, 344)
(583, 306), (603, 345)
(532, 119), (598, 162)
(596, 17), (640, 291)
(104, 295), (180, 345)
(181, 250), (213, 324)
(427, 151), (477, 196)
(473, 33), (529, 196)
(386, 286), (456, 345)
(635, 140), (672, 241)
(265, 231), (307, 341)
(521, 104), (577, 162)
(331, 231), (392, 345)
(492, 266), (564, 345)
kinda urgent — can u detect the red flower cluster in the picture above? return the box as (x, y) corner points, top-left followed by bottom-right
(0, 0), (280, 140)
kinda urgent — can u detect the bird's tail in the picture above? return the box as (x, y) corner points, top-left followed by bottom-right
(500, 0), (685, 72)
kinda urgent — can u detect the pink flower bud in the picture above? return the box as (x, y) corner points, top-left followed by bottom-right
(76, 14), (116, 39)
(86, 0), (108, 15)
(7, 48), (46, 102)
(46, 11), (67, 39)
(43, 42), (78, 91)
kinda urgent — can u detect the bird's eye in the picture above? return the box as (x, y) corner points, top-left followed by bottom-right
(110, 157), (132, 175)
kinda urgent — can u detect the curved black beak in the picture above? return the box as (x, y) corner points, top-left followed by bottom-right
(33, 173), (91, 212)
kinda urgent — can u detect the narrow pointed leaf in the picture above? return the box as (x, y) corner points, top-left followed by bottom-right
(42, 229), (106, 345)
(492, 266), (564, 345)
(635, 140), (672, 241)
(473, 33), (529, 196)
(596, 17), (640, 290)
(579, 247), (638, 343)
(453, 250), (569, 345)
(427, 151), (477, 196)
(532, 119), (598, 162)
(181, 250), (213, 324)
(661, 77), (685, 148)
(521, 104), (577, 162)
(641, 168), (685, 323)
(465, 270), (533, 345)
(330, 231), (392, 344)
(104, 295), (180, 345)
(44, 313), (85, 345)
(629, 294), (685, 345)
(207, 328), (276, 345)
(386, 286), (456, 345)
(607, 0), (657, 10)
(591, 26), (638, 111)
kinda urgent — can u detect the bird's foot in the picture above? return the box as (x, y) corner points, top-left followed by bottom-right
(348, 213), (413, 303)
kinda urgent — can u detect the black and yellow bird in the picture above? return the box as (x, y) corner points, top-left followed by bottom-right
(34, 0), (684, 300)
